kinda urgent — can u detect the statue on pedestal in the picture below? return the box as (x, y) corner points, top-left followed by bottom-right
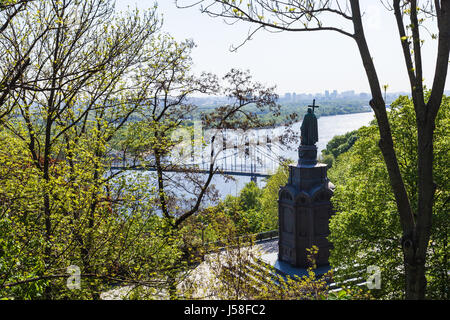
(298, 99), (319, 166)
(278, 99), (334, 269)
(300, 100), (319, 146)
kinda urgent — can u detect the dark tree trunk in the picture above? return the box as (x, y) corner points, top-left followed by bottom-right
(350, 0), (432, 299)
(351, 0), (450, 299)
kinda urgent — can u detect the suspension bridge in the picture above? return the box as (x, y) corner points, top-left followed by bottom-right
(110, 131), (287, 181)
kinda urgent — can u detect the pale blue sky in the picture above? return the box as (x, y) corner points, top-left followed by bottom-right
(116, 0), (448, 95)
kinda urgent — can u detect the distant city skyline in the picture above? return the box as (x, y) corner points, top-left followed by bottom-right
(188, 88), (434, 104)
(116, 1), (449, 95)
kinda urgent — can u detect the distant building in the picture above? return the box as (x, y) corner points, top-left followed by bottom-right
(276, 89), (381, 103)
(331, 90), (338, 99)
(314, 93), (323, 99)
(298, 93), (308, 100)
(359, 92), (369, 99)
(341, 90), (355, 98)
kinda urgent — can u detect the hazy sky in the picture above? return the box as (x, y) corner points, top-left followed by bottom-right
(116, 0), (449, 95)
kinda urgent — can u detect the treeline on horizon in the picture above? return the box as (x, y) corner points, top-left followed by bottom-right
(184, 97), (373, 128)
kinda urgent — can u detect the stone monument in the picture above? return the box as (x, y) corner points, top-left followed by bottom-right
(278, 100), (335, 268)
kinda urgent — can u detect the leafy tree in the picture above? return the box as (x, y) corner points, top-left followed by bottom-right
(0, 0), (193, 299)
(0, 0), (287, 300)
(178, 0), (450, 299)
(329, 94), (449, 299)
(112, 51), (281, 298)
(213, 184), (264, 235)
(321, 129), (362, 167)
(205, 163), (289, 236)
(97, 29), (282, 300)
(0, 0), (39, 123)
(239, 181), (262, 211)
(258, 161), (290, 230)
(124, 65), (279, 232)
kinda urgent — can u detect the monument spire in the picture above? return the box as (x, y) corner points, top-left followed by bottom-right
(278, 99), (334, 269)
(298, 100), (319, 165)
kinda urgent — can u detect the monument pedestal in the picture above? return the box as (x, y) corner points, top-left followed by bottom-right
(259, 248), (331, 279)
(278, 145), (334, 268)
(297, 145), (318, 166)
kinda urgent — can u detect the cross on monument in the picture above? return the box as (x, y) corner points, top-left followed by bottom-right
(308, 99), (319, 113)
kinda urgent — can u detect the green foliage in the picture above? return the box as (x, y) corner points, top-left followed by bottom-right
(207, 164), (289, 236)
(321, 129), (362, 167)
(0, 126), (185, 299)
(218, 183), (264, 235)
(258, 161), (290, 230)
(0, 0), (285, 300)
(0, 0), (195, 299)
(239, 181), (263, 211)
(328, 94), (449, 299)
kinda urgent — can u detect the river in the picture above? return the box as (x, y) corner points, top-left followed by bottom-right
(206, 111), (375, 197)
(123, 111), (376, 203)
